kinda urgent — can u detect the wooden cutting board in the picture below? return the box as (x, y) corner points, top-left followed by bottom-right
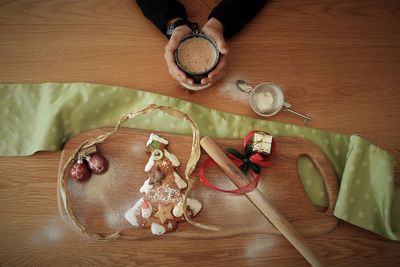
(57, 128), (339, 240)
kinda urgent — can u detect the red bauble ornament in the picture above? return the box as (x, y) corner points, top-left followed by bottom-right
(87, 153), (109, 175)
(70, 158), (91, 181)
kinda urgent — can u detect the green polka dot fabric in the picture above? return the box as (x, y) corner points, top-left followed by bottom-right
(0, 83), (398, 240)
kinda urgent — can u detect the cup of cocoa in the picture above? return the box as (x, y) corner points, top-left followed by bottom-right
(175, 33), (220, 90)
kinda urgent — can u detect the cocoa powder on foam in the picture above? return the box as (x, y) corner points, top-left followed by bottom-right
(177, 37), (217, 74)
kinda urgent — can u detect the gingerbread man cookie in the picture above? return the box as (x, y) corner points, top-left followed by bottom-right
(125, 133), (202, 235)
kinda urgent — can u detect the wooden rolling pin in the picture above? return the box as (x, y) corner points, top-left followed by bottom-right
(200, 136), (326, 267)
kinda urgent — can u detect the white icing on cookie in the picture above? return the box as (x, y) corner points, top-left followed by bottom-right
(173, 172), (187, 189)
(141, 201), (152, 219)
(147, 184), (183, 204)
(172, 202), (184, 217)
(151, 222), (166, 235)
(144, 157), (154, 172)
(164, 149), (180, 167)
(140, 178), (153, 194)
(187, 198), (202, 216)
(125, 197), (143, 226)
(141, 208), (152, 219)
(167, 222), (174, 230)
(146, 133), (169, 146)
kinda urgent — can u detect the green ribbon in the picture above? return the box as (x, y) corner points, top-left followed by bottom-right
(225, 144), (261, 174)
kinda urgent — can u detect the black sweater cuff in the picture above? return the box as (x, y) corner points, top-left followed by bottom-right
(209, 0), (268, 38)
(136, 0), (187, 35)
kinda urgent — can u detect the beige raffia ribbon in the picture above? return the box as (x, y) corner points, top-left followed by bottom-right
(59, 104), (221, 241)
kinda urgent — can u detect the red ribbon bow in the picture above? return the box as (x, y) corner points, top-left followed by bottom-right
(198, 131), (275, 194)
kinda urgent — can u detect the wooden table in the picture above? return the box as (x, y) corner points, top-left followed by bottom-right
(1, 0), (399, 265)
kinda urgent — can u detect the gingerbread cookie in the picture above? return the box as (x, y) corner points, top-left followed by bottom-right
(125, 133), (202, 235)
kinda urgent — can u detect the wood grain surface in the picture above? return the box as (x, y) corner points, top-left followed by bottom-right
(1, 0), (400, 266)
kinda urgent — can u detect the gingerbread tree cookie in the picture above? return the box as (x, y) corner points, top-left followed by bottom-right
(125, 133), (202, 235)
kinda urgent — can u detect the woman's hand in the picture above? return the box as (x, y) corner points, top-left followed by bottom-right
(164, 23), (194, 85)
(200, 18), (229, 85)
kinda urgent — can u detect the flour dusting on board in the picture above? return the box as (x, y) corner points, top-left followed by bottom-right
(132, 142), (145, 155)
(105, 208), (125, 229)
(104, 201), (133, 229)
(85, 167), (118, 204)
(71, 164), (123, 206)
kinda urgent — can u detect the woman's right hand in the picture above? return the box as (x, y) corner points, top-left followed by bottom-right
(164, 24), (194, 85)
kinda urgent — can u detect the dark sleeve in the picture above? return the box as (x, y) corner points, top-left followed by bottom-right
(209, 0), (268, 38)
(136, 0), (187, 35)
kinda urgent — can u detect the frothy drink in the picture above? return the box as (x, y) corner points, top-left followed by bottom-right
(177, 36), (218, 74)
